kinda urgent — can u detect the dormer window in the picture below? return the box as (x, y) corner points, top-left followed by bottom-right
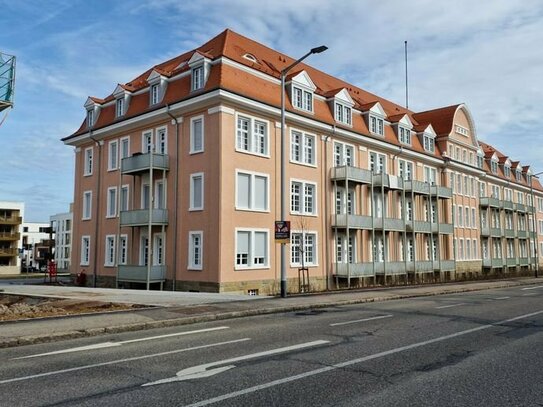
(504, 165), (511, 177)
(86, 110), (94, 127)
(335, 102), (352, 125)
(292, 86), (313, 112)
(116, 98), (124, 118)
(151, 84), (159, 105)
(423, 134), (435, 153)
(242, 53), (258, 63)
(398, 127), (411, 145)
(516, 169), (522, 181)
(192, 66), (204, 91)
(490, 160), (498, 174)
(477, 156), (484, 168)
(527, 174), (532, 184)
(370, 116), (384, 135)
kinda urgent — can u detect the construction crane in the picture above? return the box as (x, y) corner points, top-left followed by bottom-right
(0, 51), (16, 127)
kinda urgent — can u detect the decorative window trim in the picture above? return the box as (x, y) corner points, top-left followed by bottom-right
(235, 169), (270, 213)
(142, 129), (154, 154)
(190, 115), (205, 154)
(334, 101), (352, 126)
(116, 97), (125, 118)
(369, 115), (384, 136)
(398, 126), (411, 145)
(155, 125), (168, 155)
(189, 172), (204, 211)
(107, 139), (119, 171)
(234, 112), (270, 158)
(106, 186), (118, 218)
(234, 228), (270, 270)
(291, 85), (314, 113)
(290, 128), (317, 167)
(104, 235), (116, 267)
(83, 147), (93, 176)
(118, 234), (128, 265)
(290, 178), (318, 216)
(290, 230), (319, 267)
(80, 235), (90, 266)
(120, 136), (130, 160)
(333, 141), (356, 167)
(82, 190), (92, 220)
(188, 231), (203, 270)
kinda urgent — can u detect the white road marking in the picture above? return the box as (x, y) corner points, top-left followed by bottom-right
(13, 326), (229, 360)
(183, 309), (543, 407)
(142, 340), (330, 386)
(523, 292), (538, 296)
(435, 303), (467, 309)
(493, 296), (510, 300)
(330, 314), (393, 327)
(521, 285), (543, 290)
(0, 338), (250, 385)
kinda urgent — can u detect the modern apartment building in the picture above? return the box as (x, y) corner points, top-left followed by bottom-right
(21, 222), (51, 271)
(62, 29), (543, 294)
(0, 201), (23, 274)
(50, 205), (73, 272)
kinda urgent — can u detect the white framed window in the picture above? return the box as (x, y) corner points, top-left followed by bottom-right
(333, 141), (355, 167)
(156, 126), (167, 154)
(116, 98), (124, 118)
(369, 151), (387, 174)
(490, 160), (498, 174)
(335, 187), (354, 215)
(516, 169), (522, 181)
(150, 84), (159, 105)
(370, 115), (384, 135)
(473, 239), (478, 259)
(120, 137), (130, 160)
(290, 231), (318, 267)
(120, 185), (129, 212)
(142, 130), (153, 153)
(192, 66), (204, 90)
(106, 187), (117, 218)
(154, 180), (165, 209)
(140, 235), (149, 266)
(108, 140), (118, 171)
(82, 191), (92, 220)
(81, 236), (90, 266)
(423, 134), (435, 153)
(471, 208), (476, 228)
(188, 231), (203, 270)
(423, 166), (437, 185)
(335, 102), (352, 125)
(398, 159), (413, 181)
(190, 116), (204, 154)
(290, 180), (317, 215)
(86, 110), (94, 127)
(292, 86), (313, 112)
(465, 207), (470, 228)
(153, 233), (164, 266)
(398, 127), (411, 144)
(190, 173), (204, 211)
(290, 129), (316, 166)
(458, 205), (463, 227)
(235, 229), (269, 269)
(104, 235), (116, 267)
(236, 114), (269, 157)
(118, 235), (127, 265)
(84, 147), (93, 176)
(236, 170), (269, 212)
(141, 183), (150, 209)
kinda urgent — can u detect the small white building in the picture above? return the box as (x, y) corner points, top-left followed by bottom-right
(50, 205), (73, 272)
(0, 201), (24, 274)
(22, 222), (50, 271)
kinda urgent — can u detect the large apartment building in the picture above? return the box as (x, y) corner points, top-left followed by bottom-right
(63, 29), (543, 294)
(0, 201), (23, 275)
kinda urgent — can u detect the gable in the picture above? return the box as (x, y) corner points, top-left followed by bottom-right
(334, 88), (354, 106)
(369, 101), (386, 118)
(291, 70), (316, 91)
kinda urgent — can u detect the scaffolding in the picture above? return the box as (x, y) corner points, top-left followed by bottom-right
(0, 52), (16, 113)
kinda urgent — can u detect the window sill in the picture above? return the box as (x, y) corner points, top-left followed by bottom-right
(189, 208), (204, 212)
(235, 207), (270, 213)
(290, 263), (318, 268)
(235, 148), (270, 159)
(190, 149), (204, 155)
(188, 267), (202, 271)
(290, 211), (318, 217)
(289, 159), (317, 169)
(235, 266), (270, 271)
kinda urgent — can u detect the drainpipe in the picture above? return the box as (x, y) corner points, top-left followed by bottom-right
(323, 127), (334, 291)
(89, 130), (102, 288)
(166, 105), (180, 290)
(391, 146), (404, 278)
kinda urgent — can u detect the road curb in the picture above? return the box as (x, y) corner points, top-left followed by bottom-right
(0, 279), (540, 349)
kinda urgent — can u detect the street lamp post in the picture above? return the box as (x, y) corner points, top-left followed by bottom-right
(280, 45), (327, 298)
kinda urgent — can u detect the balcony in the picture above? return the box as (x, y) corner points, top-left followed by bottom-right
(490, 227), (501, 237)
(0, 232), (20, 241)
(407, 221), (431, 233)
(331, 214), (372, 230)
(121, 153), (169, 175)
(335, 262), (377, 277)
(504, 228), (515, 238)
(519, 257), (529, 265)
(502, 200), (514, 211)
(117, 265), (167, 283)
(515, 203), (526, 212)
(372, 174), (404, 190)
(482, 258), (503, 268)
(0, 248), (17, 256)
(119, 209), (168, 227)
(404, 180), (430, 195)
(374, 217), (405, 231)
(430, 185), (453, 199)
(331, 166), (372, 184)
(517, 230), (528, 239)
(439, 260), (456, 271)
(431, 223), (454, 234)
(0, 215), (22, 225)
(481, 225), (490, 236)
(480, 197), (500, 208)
(415, 261), (434, 272)
(506, 257), (517, 267)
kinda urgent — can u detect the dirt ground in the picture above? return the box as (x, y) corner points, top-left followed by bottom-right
(0, 294), (143, 321)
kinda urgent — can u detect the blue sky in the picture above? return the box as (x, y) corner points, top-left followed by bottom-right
(1, 0), (543, 221)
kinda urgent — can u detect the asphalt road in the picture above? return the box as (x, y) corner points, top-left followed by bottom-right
(1, 285), (542, 406)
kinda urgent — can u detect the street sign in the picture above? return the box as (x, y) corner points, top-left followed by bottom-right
(275, 221), (290, 243)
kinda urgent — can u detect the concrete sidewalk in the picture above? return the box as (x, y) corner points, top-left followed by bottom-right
(0, 277), (541, 348)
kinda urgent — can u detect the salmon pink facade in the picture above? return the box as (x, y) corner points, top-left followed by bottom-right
(63, 30), (543, 294)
